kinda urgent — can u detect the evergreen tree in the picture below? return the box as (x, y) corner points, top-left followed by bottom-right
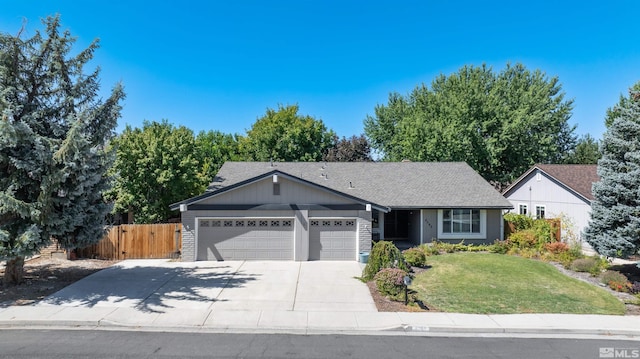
(585, 89), (640, 257)
(563, 134), (601, 164)
(0, 16), (124, 284)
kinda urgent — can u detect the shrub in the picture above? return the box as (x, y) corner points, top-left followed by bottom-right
(374, 268), (408, 296)
(489, 240), (511, 254)
(504, 213), (534, 231)
(571, 257), (598, 272)
(403, 247), (426, 267)
(419, 243), (440, 256)
(600, 270), (631, 292)
(545, 241), (570, 254)
(362, 241), (408, 281)
(570, 257), (607, 276)
(508, 230), (537, 248)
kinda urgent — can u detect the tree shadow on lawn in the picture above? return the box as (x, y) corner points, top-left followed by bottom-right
(39, 263), (260, 313)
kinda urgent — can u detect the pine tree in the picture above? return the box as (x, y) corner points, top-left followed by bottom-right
(0, 16), (124, 284)
(585, 89), (640, 257)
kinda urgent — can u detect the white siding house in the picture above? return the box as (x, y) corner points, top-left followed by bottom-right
(502, 164), (598, 252)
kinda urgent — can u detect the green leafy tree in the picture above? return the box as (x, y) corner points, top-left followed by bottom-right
(364, 63), (575, 189)
(323, 134), (372, 162)
(0, 16), (124, 284)
(195, 130), (241, 181)
(585, 89), (640, 258)
(563, 134), (601, 164)
(241, 104), (336, 161)
(108, 120), (206, 223)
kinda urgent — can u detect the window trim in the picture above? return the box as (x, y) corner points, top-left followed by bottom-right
(535, 205), (546, 219)
(437, 209), (486, 239)
(518, 203), (528, 216)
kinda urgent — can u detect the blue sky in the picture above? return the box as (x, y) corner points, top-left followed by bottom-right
(1, 1), (639, 140)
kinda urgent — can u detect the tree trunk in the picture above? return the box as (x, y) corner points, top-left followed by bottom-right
(3, 256), (25, 286)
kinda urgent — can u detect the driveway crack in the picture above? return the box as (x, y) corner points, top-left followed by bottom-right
(291, 262), (302, 311)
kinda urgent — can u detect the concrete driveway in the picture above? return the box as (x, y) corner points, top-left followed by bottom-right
(37, 260), (377, 314)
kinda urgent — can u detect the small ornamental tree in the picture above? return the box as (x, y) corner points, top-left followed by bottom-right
(0, 16), (124, 284)
(585, 88), (640, 258)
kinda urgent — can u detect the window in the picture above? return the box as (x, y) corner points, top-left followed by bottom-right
(536, 205), (546, 219)
(518, 204), (528, 216)
(438, 209), (486, 239)
(273, 183), (280, 196)
(442, 209), (480, 234)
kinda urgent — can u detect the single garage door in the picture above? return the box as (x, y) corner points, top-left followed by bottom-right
(197, 218), (294, 261)
(309, 218), (357, 260)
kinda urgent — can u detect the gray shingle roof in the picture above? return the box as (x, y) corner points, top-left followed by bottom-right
(206, 162), (512, 209)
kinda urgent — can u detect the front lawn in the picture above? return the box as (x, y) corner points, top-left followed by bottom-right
(411, 253), (625, 314)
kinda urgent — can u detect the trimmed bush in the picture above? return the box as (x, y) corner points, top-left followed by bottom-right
(362, 241), (408, 281)
(374, 268), (408, 296)
(403, 247), (426, 267)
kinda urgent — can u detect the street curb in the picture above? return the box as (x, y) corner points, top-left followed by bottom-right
(1, 320), (640, 339)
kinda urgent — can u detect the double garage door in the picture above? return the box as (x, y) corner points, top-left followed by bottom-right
(197, 217), (357, 261)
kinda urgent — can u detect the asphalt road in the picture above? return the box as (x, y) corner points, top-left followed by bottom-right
(0, 330), (638, 359)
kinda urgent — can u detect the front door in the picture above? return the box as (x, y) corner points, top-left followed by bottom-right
(384, 210), (409, 239)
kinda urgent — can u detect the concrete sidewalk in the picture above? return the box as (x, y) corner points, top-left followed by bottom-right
(1, 305), (639, 337)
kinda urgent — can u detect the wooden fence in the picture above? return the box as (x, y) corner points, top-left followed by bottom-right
(504, 218), (562, 242)
(76, 223), (181, 260)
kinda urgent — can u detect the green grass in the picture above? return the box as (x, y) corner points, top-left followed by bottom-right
(411, 253), (625, 315)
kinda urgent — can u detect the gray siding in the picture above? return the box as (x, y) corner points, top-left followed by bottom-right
(486, 209), (503, 242)
(202, 176), (354, 205)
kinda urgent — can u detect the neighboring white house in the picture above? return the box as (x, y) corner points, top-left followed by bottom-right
(502, 164), (598, 252)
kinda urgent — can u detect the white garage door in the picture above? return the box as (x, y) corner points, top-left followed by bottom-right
(309, 218), (357, 260)
(197, 218), (294, 261)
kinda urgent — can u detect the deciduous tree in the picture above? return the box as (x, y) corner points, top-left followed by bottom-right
(108, 120), (206, 223)
(241, 104), (336, 162)
(364, 63), (575, 189)
(323, 134), (372, 162)
(195, 130), (241, 181)
(0, 16), (124, 284)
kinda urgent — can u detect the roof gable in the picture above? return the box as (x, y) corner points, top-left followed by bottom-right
(170, 170), (390, 212)
(185, 162), (512, 209)
(503, 164), (598, 203)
